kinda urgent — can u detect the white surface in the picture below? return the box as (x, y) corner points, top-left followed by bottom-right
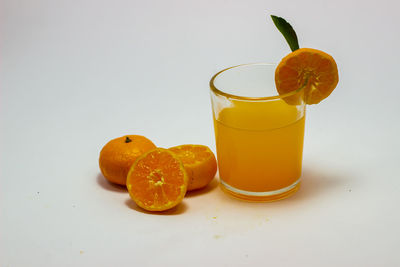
(1, 0), (400, 266)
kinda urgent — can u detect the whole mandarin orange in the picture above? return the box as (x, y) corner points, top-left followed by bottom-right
(99, 135), (156, 185)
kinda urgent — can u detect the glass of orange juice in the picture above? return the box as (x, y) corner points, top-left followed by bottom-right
(210, 63), (306, 202)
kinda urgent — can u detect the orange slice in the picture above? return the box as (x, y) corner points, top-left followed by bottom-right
(169, 145), (217, 191)
(275, 48), (339, 104)
(126, 148), (188, 211)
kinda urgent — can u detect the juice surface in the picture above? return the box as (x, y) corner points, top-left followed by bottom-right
(214, 99), (305, 192)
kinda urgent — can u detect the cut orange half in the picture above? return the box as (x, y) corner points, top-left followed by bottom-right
(126, 148), (188, 211)
(169, 145), (217, 191)
(275, 48), (339, 104)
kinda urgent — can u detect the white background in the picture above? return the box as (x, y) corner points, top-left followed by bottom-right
(1, 0), (400, 266)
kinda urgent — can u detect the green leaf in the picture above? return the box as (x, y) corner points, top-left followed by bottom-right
(271, 15), (299, 52)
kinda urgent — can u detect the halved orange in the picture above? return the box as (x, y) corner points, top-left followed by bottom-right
(126, 148), (188, 211)
(275, 48), (339, 104)
(169, 145), (217, 191)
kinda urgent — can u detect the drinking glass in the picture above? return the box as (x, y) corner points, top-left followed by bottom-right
(210, 63), (306, 202)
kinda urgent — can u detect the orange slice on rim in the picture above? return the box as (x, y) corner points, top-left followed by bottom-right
(275, 48), (339, 104)
(169, 145), (217, 191)
(126, 148), (188, 211)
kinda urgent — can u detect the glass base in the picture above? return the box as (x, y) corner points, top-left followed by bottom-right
(219, 179), (301, 202)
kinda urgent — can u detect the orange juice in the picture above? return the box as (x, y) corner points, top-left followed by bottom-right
(213, 99), (305, 198)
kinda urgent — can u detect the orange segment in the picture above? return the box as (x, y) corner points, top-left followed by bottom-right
(126, 148), (188, 211)
(169, 145), (217, 191)
(275, 48), (339, 104)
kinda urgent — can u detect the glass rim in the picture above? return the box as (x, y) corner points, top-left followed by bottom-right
(209, 62), (303, 101)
